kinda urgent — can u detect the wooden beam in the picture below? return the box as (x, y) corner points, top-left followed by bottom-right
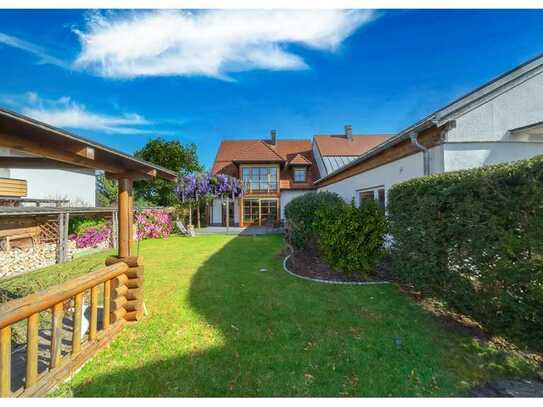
(0, 131), (125, 174)
(118, 178), (131, 258)
(0, 157), (88, 171)
(74, 146), (95, 160)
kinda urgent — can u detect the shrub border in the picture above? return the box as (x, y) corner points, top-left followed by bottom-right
(282, 255), (390, 286)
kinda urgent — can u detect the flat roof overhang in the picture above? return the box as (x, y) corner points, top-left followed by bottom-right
(0, 108), (178, 182)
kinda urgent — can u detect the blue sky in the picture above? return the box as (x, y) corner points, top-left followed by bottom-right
(1, 9), (543, 169)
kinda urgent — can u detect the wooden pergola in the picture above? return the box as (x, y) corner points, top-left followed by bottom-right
(0, 107), (177, 258)
(0, 108), (178, 397)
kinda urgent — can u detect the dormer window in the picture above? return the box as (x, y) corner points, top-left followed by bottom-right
(293, 167), (307, 183)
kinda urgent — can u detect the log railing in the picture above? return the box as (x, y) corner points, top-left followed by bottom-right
(0, 256), (145, 397)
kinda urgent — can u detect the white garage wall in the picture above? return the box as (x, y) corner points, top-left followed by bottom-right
(318, 152), (425, 206)
(447, 70), (543, 142)
(444, 142), (543, 172)
(9, 168), (96, 206)
(280, 190), (309, 220)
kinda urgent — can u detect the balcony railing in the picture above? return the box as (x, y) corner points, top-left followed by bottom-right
(242, 182), (279, 194)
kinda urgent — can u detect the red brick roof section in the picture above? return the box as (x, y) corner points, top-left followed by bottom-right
(314, 134), (392, 156)
(211, 139), (320, 189)
(288, 153), (313, 166)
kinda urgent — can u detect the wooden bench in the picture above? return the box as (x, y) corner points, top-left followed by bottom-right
(0, 227), (41, 252)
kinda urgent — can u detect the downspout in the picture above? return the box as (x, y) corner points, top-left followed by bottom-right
(409, 131), (431, 176)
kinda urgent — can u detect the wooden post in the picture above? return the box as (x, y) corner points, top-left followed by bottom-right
(64, 212), (70, 261)
(72, 293), (83, 355)
(105, 256), (144, 323)
(240, 198), (244, 227)
(111, 210), (118, 250)
(103, 280), (111, 330)
(118, 178), (132, 258)
(25, 313), (39, 388)
(226, 199), (230, 231)
(89, 286), (98, 341)
(0, 326), (11, 397)
(56, 213), (64, 263)
(196, 203), (201, 229)
(50, 303), (63, 369)
(128, 182), (134, 246)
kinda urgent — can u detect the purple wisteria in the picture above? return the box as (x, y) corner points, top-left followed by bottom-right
(176, 172), (243, 228)
(176, 172), (242, 203)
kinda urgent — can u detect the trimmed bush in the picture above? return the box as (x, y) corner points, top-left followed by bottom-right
(388, 155), (543, 350)
(285, 191), (387, 277)
(284, 191), (345, 248)
(315, 199), (387, 277)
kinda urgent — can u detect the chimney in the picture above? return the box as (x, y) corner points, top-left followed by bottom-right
(270, 129), (277, 146)
(344, 125), (353, 141)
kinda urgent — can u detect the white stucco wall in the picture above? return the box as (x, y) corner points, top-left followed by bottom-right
(9, 168), (96, 206)
(312, 141), (327, 178)
(318, 152), (425, 206)
(447, 70), (543, 142)
(280, 190), (310, 220)
(443, 141), (543, 172)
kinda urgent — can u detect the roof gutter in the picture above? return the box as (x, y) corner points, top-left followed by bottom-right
(409, 131), (431, 176)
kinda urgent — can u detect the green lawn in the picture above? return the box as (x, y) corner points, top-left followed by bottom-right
(18, 235), (536, 396)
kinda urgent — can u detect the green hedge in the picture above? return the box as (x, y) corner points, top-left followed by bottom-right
(284, 191), (345, 248)
(388, 155), (543, 350)
(285, 191), (387, 277)
(315, 199), (387, 277)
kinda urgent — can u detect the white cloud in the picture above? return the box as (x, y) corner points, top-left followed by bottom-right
(74, 10), (375, 79)
(0, 32), (67, 68)
(16, 92), (158, 135)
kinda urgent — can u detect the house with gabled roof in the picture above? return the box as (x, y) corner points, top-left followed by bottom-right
(316, 53), (543, 208)
(210, 125), (390, 227)
(210, 132), (318, 226)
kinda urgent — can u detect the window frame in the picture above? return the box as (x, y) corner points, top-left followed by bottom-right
(357, 185), (386, 209)
(293, 166), (307, 184)
(240, 165), (279, 193)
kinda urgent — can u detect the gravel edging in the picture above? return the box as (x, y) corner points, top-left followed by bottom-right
(282, 255), (390, 286)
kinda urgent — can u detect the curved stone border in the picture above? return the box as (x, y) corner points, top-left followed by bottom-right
(282, 255), (390, 286)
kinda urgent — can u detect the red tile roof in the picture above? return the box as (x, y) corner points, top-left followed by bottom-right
(314, 134), (391, 156)
(212, 139), (319, 189)
(288, 153), (312, 166)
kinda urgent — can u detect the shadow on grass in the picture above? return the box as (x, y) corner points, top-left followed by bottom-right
(62, 236), (538, 397)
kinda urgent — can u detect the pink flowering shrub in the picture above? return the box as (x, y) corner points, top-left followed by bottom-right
(71, 225), (111, 248)
(135, 209), (173, 240)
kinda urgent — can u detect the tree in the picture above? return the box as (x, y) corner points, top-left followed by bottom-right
(96, 173), (118, 207)
(134, 138), (202, 206)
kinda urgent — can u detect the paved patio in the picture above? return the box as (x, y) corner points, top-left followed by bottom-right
(195, 226), (283, 236)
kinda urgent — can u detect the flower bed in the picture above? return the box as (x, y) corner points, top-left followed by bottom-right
(135, 209), (173, 240)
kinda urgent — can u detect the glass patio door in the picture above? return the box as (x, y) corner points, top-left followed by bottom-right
(260, 199), (278, 226)
(243, 198), (260, 225)
(242, 198), (278, 226)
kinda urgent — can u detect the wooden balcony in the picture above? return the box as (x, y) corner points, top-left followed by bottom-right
(0, 178), (27, 198)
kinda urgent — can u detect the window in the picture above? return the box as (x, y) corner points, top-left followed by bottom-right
(242, 166), (278, 192)
(293, 167), (307, 183)
(358, 186), (386, 209)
